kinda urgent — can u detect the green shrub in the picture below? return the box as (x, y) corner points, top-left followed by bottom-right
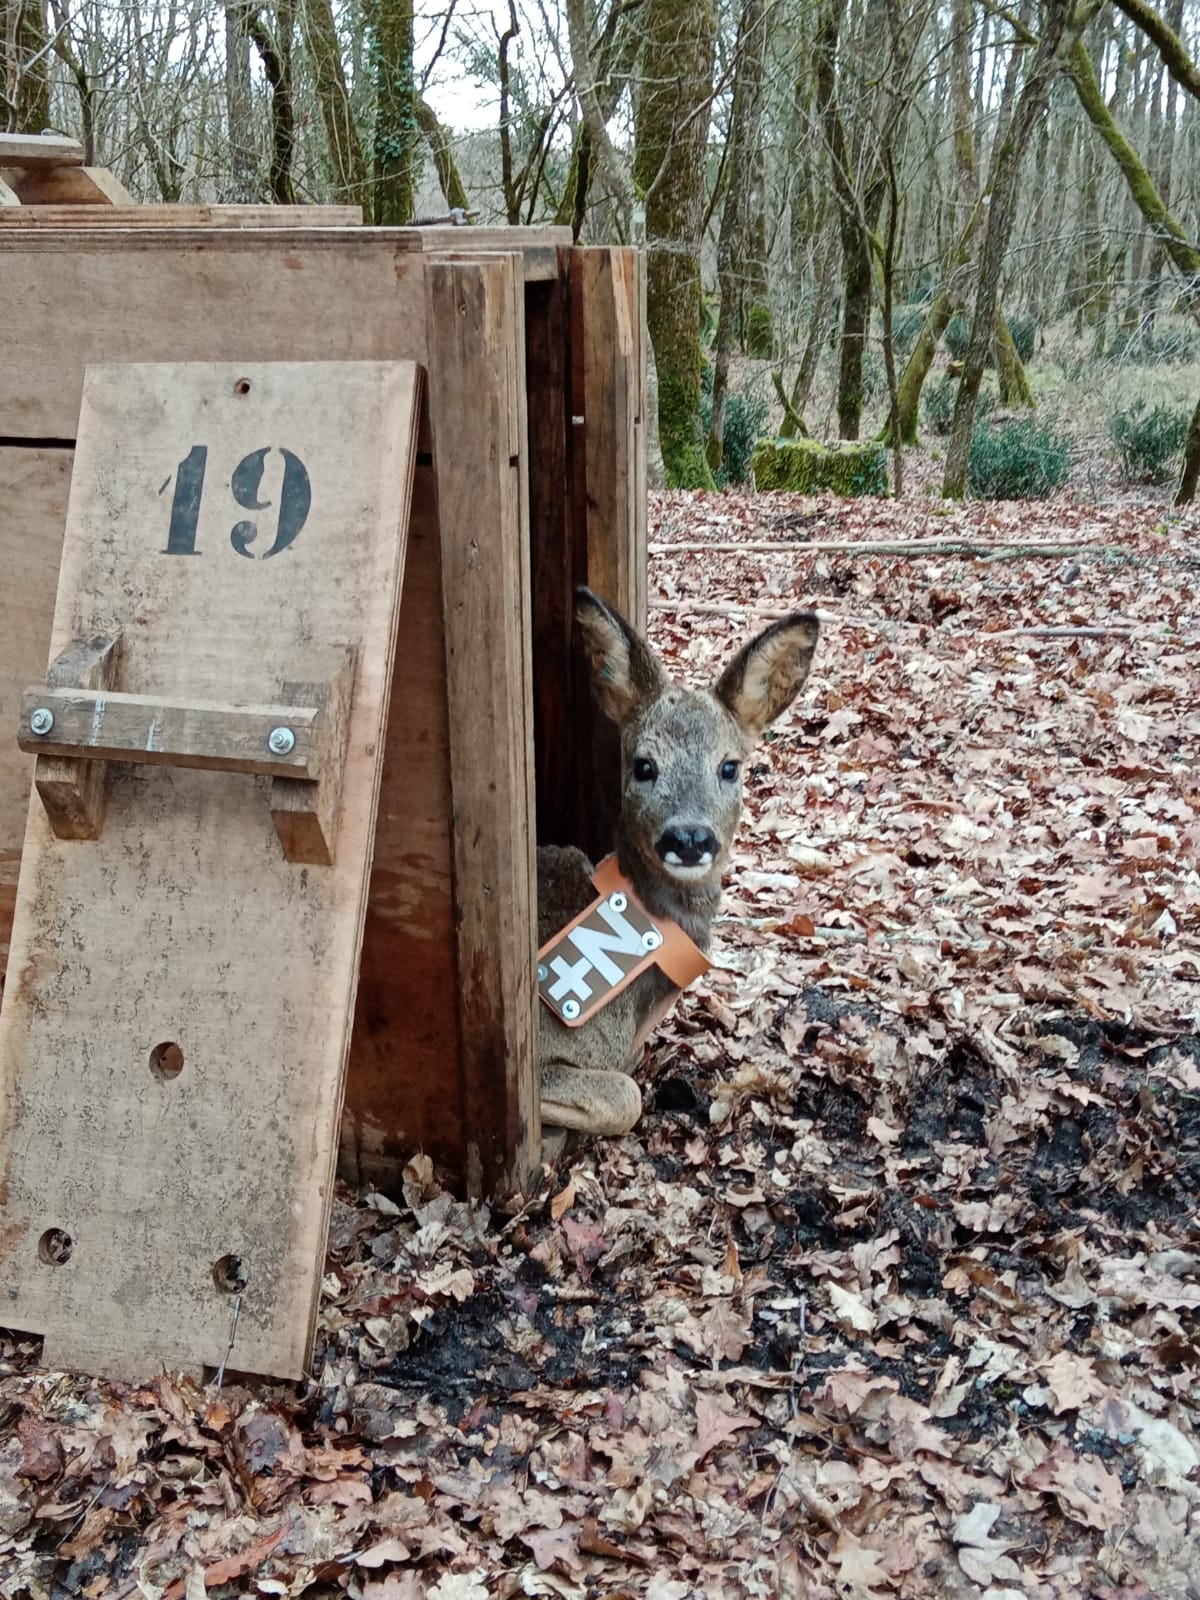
(945, 313), (1033, 363)
(923, 378), (994, 436)
(700, 367), (770, 487)
(967, 417), (1071, 500)
(945, 315), (971, 360)
(1008, 315), (1037, 362)
(1106, 325), (1197, 365)
(1110, 401), (1189, 483)
(923, 377), (957, 434)
(889, 303), (927, 364)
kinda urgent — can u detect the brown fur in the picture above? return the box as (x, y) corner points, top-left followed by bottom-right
(537, 590), (820, 1135)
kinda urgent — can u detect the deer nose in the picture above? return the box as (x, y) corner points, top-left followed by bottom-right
(657, 825), (719, 869)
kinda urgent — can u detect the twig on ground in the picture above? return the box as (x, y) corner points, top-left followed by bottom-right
(647, 538), (1118, 559)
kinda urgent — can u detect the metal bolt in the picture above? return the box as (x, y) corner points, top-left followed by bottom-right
(537, 964), (548, 983)
(562, 999), (581, 1021)
(268, 726), (296, 756)
(29, 708), (54, 736)
(642, 929), (662, 952)
(609, 892), (627, 914)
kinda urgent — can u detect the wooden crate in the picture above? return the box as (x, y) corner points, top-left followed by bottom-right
(0, 222), (646, 1204)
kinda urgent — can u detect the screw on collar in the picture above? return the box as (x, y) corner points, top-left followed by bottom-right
(562, 999), (581, 1021)
(29, 708), (54, 736)
(268, 726), (296, 756)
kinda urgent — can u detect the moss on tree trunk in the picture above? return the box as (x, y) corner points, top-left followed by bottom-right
(372, 0), (417, 224)
(5, 0), (52, 132)
(633, 0), (717, 489)
(995, 317), (1035, 407)
(302, 0), (369, 210)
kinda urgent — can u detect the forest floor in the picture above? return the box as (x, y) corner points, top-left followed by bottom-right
(2, 484), (1198, 1600)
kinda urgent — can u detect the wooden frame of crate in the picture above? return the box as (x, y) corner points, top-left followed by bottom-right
(0, 218), (646, 1208)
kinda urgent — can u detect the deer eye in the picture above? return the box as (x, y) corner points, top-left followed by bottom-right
(719, 759), (741, 783)
(632, 756), (658, 783)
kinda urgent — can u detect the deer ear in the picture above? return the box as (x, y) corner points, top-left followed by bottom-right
(714, 612), (820, 739)
(575, 587), (667, 725)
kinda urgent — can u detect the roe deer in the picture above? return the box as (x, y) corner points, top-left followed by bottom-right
(537, 589), (820, 1135)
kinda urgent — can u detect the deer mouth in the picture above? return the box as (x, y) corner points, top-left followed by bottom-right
(657, 827), (721, 880)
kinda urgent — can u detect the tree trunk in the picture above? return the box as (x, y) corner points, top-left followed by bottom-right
(3, 0), (51, 131)
(415, 97), (470, 214)
(633, 0), (717, 489)
(373, 0), (417, 224)
(1068, 33), (1200, 299)
(247, 3), (298, 205)
(224, 1), (258, 201)
(943, 1), (1079, 499)
(302, 0), (369, 210)
(707, 0), (768, 473)
(1174, 392), (1200, 504)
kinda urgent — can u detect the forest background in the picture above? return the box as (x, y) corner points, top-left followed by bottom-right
(5, 0), (1200, 504)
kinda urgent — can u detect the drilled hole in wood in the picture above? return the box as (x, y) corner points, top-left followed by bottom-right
(212, 1255), (248, 1294)
(149, 1041), (184, 1081)
(38, 1228), (73, 1265)
(234, 378), (252, 396)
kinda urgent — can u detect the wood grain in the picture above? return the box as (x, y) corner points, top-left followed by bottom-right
(32, 633), (123, 841)
(426, 255), (539, 1196)
(0, 166), (134, 206)
(0, 360), (418, 1380)
(0, 448), (71, 975)
(0, 133), (85, 167)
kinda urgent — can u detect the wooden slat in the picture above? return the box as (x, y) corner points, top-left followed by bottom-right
(0, 165), (134, 206)
(425, 255), (538, 1196)
(19, 686), (332, 778)
(567, 247), (648, 862)
(0, 173), (19, 206)
(0, 360), (419, 1380)
(524, 258), (577, 849)
(32, 633), (123, 840)
(0, 203), (363, 227)
(0, 132), (85, 167)
(341, 462), (464, 1183)
(0, 238), (428, 438)
(0, 447), (71, 973)
(270, 648), (357, 866)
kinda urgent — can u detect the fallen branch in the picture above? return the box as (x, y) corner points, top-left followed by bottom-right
(647, 538), (1116, 559)
(649, 600), (1158, 639)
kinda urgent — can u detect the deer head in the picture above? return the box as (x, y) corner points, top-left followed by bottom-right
(576, 588), (820, 942)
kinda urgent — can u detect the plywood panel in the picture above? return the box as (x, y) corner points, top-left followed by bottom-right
(342, 463), (464, 1183)
(0, 236), (428, 439)
(0, 201), (359, 224)
(0, 361), (418, 1379)
(0, 448), (71, 978)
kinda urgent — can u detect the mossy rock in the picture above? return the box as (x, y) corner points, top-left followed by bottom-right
(751, 438), (889, 496)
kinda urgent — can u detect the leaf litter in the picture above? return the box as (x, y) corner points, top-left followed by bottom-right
(2, 488), (1197, 1598)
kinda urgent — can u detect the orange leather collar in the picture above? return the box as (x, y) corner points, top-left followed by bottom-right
(537, 854), (710, 1027)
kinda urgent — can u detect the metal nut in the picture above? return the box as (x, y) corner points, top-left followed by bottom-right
(29, 708), (55, 736)
(562, 999), (581, 1021)
(642, 929), (662, 952)
(268, 726), (296, 756)
(609, 892), (627, 913)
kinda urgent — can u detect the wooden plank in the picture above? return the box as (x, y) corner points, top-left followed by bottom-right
(0, 447), (71, 975)
(567, 247), (648, 861)
(0, 203), (363, 227)
(0, 133), (85, 167)
(0, 173), (18, 206)
(0, 165), (134, 206)
(0, 237), (428, 438)
(425, 255), (538, 1196)
(269, 648), (357, 866)
(524, 258), (577, 849)
(19, 686), (335, 778)
(32, 633), (123, 841)
(0, 360), (419, 1380)
(341, 462), (464, 1184)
